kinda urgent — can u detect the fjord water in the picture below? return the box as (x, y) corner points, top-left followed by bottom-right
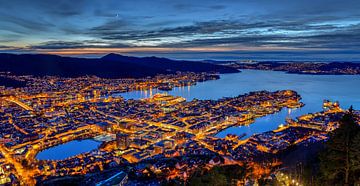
(120, 70), (360, 138)
(37, 70), (360, 160)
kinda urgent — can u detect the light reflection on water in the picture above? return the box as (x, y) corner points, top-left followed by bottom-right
(118, 69), (360, 138)
(36, 139), (101, 160)
(38, 70), (360, 160)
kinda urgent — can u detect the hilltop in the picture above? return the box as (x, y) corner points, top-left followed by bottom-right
(0, 53), (239, 78)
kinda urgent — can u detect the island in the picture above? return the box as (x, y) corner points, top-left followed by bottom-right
(228, 61), (360, 75)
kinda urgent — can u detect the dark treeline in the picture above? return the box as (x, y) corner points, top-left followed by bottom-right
(0, 76), (27, 88)
(287, 107), (360, 186)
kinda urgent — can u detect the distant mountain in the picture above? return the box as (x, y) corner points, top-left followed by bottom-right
(202, 59), (236, 64)
(0, 53), (239, 78)
(233, 61), (360, 75)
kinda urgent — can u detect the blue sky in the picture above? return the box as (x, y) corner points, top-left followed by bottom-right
(0, 0), (359, 61)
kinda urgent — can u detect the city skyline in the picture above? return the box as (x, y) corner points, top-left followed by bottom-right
(0, 0), (360, 60)
(1, 1), (360, 185)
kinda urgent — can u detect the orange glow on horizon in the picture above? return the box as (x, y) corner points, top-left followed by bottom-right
(39, 45), (308, 56)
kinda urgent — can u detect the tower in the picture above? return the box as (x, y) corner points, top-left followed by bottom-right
(116, 133), (130, 150)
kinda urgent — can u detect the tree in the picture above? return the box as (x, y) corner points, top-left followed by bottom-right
(188, 167), (227, 186)
(188, 165), (246, 186)
(349, 132), (360, 184)
(319, 109), (360, 185)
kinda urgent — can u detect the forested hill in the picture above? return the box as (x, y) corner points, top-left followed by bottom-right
(0, 53), (239, 78)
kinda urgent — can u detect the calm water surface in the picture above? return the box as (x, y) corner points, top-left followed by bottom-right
(36, 139), (100, 160)
(38, 70), (360, 160)
(119, 70), (360, 138)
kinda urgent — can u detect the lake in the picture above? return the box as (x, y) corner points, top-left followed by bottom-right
(36, 139), (101, 161)
(119, 69), (360, 138)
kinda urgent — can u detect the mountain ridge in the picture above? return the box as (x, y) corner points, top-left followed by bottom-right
(0, 53), (239, 78)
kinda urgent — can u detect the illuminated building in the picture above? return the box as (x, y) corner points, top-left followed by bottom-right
(116, 133), (130, 150)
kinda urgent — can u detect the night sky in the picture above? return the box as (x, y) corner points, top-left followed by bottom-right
(0, 0), (359, 61)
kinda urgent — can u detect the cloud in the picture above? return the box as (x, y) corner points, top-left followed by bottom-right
(0, 45), (29, 53)
(90, 20), (254, 41)
(29, 18), (360, 53)
(87, 18), (360, 50)
(0, 13), (54, 33)
(209, 5), (226, 10)
(0, 0), (359, 60)
(29, 40), (131, 49)
(91, 19), (131, 31)
(0, 45), (11, 49)
(173, 3), (226, 12)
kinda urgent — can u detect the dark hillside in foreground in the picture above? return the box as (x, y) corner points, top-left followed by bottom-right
(0, 53), (239, 78)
